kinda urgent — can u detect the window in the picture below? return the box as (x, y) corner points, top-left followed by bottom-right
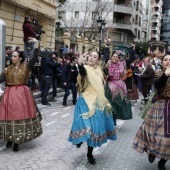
(75, 11), (79, 18)
(135, 15), (138, 25)
(92, 12), (99, 20)
(112, 32), (122, 42)
(135, 28), (137, 37)
(60, 11), (66, 19)
(136, 1), (139, 11)
(138, 31), (140, 39)
(146, 9), (148, 15)
(139, 16), (141, 26)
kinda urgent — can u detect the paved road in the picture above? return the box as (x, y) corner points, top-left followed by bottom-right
(0, 95), (170, 170)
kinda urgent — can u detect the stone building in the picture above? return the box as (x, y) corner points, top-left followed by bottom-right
(0, 0), (57, 50)
(150, 0), (163, 41)
(160, 0), (170, 44)
(59, 0), (144, 51)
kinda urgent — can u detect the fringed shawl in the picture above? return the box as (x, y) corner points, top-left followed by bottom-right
(77, 65), (111, 119)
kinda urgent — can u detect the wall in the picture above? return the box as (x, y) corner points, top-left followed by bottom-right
(0, 0), (56, 50)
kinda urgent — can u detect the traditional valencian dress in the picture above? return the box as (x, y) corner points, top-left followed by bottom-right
(0, 49), (42, 144)
(68, 65), (117, 147)
(133, 70), (170, 160)
(105, 61), (132, 120)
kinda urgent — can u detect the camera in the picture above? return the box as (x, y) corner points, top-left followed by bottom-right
(32, 19), (45, 41)
(117, 51), (125, 57)
(39, 50), (53, 58)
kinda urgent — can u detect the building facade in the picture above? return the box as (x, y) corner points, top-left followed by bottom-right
(59, 0), (144, 50)
(160, 0), (170, 44)
(150, 0), (163, 41)
(0, 0), (57, 50)
(142, 0), (151, 42)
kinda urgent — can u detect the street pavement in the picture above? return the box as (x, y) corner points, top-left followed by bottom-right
(0, 95), (170, 170)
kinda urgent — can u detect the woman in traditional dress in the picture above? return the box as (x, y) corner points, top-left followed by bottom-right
(132, 54), (170, 170)
(68, 52), (117, 165)
(105, 53), (132, 126)
(0, 38), (42, 152)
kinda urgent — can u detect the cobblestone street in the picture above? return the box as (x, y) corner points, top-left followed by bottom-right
(0, 95), (170, 170)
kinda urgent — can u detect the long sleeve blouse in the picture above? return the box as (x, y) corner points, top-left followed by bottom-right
(0, 48), (39, 85)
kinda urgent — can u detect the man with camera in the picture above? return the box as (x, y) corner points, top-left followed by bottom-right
(23, 16), (36, 60)
(40, 50), (56, 105)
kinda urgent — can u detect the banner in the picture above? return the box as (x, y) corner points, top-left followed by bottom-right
(148, 41), (168, 56)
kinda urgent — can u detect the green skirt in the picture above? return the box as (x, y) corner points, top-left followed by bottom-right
(105, 84), (132, 120)
(139, 92), (156, 119)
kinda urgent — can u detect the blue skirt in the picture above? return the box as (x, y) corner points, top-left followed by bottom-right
(68, 96), (117, 147)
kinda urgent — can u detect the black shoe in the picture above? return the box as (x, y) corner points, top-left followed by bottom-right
(6, 141), (12, 148)
(148, 153), (155, 163)
(62, 102), (67, 107)
(87, 155), (96, 165)
(158, 164), (166, 170)
(76, 142), (83, 148)
(41, 101), (51, 105)
(13, 144), (19, 152)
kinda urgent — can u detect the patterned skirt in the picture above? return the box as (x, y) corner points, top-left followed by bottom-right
(133, 99), (170, 160)
(68, 96), (117, 147)
(0, 86), (43, 144)
(105, 83), (132, 120)
(0, 110), (42, 144)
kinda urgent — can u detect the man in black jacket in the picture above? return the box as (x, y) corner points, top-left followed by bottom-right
(140, 57), (154, 104)
(40, 51), (56, 105)
(62, 57), (78, 106)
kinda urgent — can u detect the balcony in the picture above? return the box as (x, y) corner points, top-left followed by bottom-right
(151, 34), (158, 38)
(142, 28), (147, 32)
(154, 3), (161, 8)
(151, 27), (159, 30)
(151, 18), (159, 23)
(159, 0), (163, 5)
(152, 10), (160, 15)
(114, 4), (132, 15)
(113, 20), (132, 30)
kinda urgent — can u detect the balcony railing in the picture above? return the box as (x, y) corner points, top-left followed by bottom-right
(152, 11), (160, 15)
(151, 18), (159, 23)
(151, 34), (158, 38)
(114, 4), (132, 15)
(151, 27), (158, 30)
(113, 20), (131, 25)
(115, 3), (132, 7)
(154, 3), (161, 8)
(112, 20), (132, 30)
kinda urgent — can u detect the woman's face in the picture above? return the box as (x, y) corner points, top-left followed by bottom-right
(11, 51), (21, 65)
(162, 55), (170, 69)
(87, 52), (99, 67)
(111, 54), (119, 63)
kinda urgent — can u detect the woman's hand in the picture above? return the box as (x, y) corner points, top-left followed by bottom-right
(28, 37), (39, 48)
(78, 53), (88, 65)
(105, 60), (111, 68)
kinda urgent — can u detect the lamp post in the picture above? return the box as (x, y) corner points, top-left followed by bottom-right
(96, 16), (106, 52)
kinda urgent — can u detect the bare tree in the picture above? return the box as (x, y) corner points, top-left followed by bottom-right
(59, 0), (114, 42)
